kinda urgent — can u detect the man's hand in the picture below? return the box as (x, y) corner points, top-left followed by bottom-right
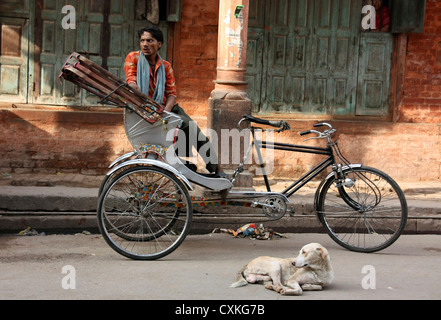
(165, 95), (176, 112)
(129, 82), (141, 92)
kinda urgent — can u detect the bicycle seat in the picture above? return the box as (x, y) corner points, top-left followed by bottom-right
(243, 114), (273, 126)
(242, 115), (291, 132)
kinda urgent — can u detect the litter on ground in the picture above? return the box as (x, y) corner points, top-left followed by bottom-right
(212, 223), (287, 240)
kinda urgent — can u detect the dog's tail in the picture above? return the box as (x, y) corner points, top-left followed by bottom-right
(230, 265), (248, 288)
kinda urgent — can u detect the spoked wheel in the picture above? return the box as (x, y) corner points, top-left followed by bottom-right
(317, 166), (407, 253)
(97, 166), (193, 260)
(98, 165), (133, 197)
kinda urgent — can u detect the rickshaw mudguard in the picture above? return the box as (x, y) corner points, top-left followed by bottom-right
(106, 158), (194, 191)
(108, 151), (137, 169)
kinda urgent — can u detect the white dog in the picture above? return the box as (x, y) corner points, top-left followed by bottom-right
(231, 243), (334, 295)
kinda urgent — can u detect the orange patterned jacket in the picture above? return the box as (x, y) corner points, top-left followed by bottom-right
(124, 51), (177, 105)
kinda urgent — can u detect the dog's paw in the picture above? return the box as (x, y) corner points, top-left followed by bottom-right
(280, 288), (303, 296)
(301, 284), (323, 291)
(264, 283), (277, 291)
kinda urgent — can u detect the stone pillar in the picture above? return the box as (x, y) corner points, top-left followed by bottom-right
(213, 0), (249, 96)
(208, 0), (252, 175)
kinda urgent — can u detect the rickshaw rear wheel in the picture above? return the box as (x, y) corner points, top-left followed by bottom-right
(97, 166), (193, 260)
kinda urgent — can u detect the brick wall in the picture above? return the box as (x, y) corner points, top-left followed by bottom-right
(0, 108), (131, 176)
(173, 0), (219, 118)
(399, 0), (441, 123)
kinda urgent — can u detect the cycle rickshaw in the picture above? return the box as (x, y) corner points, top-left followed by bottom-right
(60, 53), (407, 260)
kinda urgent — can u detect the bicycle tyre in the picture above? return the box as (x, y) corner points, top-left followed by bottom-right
(98, 164), (137, 197)
(97, 166), (193, 260)
(317, 166), (407, 253)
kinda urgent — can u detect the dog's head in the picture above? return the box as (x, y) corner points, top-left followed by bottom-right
(293, 243), (330, 269)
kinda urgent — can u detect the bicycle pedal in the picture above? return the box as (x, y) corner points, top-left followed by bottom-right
(287, 206), (295, 217)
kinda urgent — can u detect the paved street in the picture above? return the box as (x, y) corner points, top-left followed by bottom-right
(1, 232), (440, 300)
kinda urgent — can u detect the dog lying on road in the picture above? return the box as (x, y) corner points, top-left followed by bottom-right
(231, 243), (333, 295)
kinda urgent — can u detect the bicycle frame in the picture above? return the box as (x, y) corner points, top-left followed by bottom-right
(242, 126), (336, 198)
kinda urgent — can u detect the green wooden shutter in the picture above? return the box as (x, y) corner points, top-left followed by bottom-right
(35, 0), (135, 106)
(246, 0), (265, 113)
(258, 0), (360, 115)
(309, 0), (360, 115)
(166, 0), (181, 22)
(391, 0), (426, 34)
(35, 0), (83, 105)
(246, 0), (394, 116)
(356, 33), (393, 116)
(0, 17), (29, 103)
(80, 0), (134, 105)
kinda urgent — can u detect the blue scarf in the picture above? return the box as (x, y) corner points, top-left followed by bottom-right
(137, 51), (165, 104)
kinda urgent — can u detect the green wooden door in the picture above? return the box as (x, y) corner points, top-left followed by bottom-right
(35, 0), (78, 105)
(0, 0), (31, 104)
(309, 0), (360, 115)
(34, 0), (134, 106)
(246, 0), (393, 116)
(78, 0), (134, 106)
(0, 16), (30, 103)
(246, 0), (265, 111)
(356, 32), (393, 115)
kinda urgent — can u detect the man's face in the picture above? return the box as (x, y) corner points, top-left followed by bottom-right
(140, 31), (162, 60)
(373, 0), (382, 10)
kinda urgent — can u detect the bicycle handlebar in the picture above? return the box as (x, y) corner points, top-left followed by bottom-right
(300, 130), (315, 136)
(300, 122), (335, 140)
(314, 123), (333, 129)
